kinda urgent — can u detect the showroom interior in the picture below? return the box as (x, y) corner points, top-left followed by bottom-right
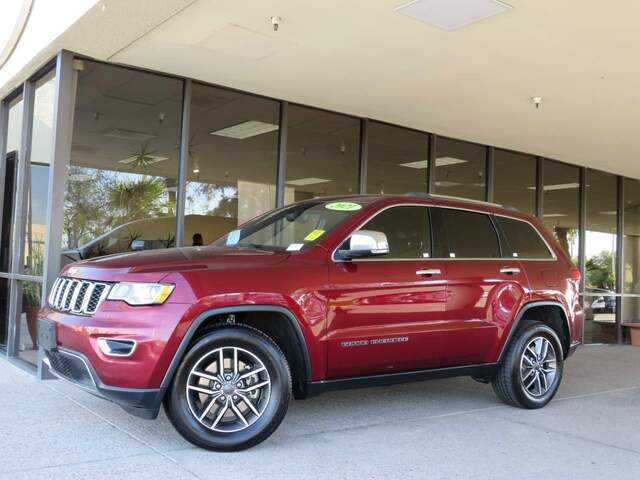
(1, 50), (639, 370)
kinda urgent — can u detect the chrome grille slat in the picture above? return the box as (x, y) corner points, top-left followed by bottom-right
(48, 277), (111, 316)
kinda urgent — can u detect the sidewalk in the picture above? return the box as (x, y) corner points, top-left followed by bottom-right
(2, 344), (640, 479)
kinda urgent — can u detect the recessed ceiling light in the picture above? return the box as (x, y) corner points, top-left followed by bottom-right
(104, 129), (156, 142)
(399, 157), (467, 169)
(286, 177), (333, 186)
(395, 0), (512, 31)
(527, 183), (580, 191)
(193, 168), (200, 174)
(434, 181), (463, 187)
(210, 120), (279, 139)
(118, 155), (168, 165)
(543, 213), (568, 218)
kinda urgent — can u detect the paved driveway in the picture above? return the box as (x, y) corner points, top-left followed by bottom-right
(2, 345), (640, 479)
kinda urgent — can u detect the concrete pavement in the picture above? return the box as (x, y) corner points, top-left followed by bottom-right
(1, 344), (640, 479)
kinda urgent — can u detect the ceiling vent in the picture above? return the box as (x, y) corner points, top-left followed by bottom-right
(395, 0), (512, 30)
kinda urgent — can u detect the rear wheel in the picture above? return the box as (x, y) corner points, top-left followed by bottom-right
(492, 321), (563, 409)
(165, 326), (291, 451)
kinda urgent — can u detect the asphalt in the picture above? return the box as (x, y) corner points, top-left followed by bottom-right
(2, 344), (640, 479)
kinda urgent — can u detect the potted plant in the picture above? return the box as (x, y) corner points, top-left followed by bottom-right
(622, 323), (640, 346)
(22, 281), (42, 350)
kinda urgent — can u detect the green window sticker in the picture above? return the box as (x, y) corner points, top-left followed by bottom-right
(325, 202), (362, 212)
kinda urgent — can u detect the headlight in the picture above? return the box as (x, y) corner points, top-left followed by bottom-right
(107, 282), (174, 305)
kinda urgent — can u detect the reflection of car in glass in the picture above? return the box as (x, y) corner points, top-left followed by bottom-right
(40, 194), (584, 451)
(62, 215), (237, 265)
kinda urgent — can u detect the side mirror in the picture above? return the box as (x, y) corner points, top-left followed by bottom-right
(338, 230), (390, 260)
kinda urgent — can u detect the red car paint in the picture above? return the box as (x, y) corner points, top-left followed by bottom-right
(41, 195), (583, 400)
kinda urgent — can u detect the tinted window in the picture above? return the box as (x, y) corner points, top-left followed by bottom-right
(435, 208), (499, 258)
(496, 217), (552, 259)
(356, 206), (430, 259)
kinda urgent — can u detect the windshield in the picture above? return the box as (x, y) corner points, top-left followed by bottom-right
(214, 201), (363, 252)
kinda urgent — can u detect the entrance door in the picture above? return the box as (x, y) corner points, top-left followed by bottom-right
(0, 152), (17, 347)
(326, 205), (447, 378)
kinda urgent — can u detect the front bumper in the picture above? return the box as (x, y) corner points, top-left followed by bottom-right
(43, 346), (164, 419)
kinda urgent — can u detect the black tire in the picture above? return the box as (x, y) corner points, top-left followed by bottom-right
(492, 321), (564, 409)
(164, 326), (291, 451)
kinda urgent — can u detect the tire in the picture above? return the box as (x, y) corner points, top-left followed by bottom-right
(491, 321), (564, 409)
(164, 326), (291, 451)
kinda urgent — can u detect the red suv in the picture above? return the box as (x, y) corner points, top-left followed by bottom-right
(39, 194), (583, 451)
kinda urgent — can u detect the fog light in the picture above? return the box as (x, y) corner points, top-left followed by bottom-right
(97, 338), (137, 357)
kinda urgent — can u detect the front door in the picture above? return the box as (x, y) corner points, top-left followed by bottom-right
(326, 205), (447, 378)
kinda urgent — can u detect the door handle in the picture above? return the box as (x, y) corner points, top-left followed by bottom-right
(416, 269), (442, 276)
(500, 267), (521, 275)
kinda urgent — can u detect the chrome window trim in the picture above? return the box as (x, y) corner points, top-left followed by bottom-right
(331, 202), (558, 263)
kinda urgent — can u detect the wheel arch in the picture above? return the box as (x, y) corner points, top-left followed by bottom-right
(159, 305), (312, 399)
(498, 301), (571, 363)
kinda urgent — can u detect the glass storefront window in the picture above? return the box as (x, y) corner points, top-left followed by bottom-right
(23, 71), (56, 276)
(493, 149), (536, 214)
(17, 280), (41, 365)
(624, 178), (640, 295)
(542, 160), (580, 263)
(285, 105), (359, 203)
(433, 137), (486, 201)
(185, 83), (279, 245)
(1, 96), (23, 273)
(366, 122), (429, 194)
(62, 61), (182, 264)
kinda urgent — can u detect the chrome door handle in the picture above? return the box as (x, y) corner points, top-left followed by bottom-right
(500, 267), (521, 275)
(416, 269), (442, 276)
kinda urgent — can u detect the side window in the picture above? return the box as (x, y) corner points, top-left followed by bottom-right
(434, 208), (500, 258)
(355, 206), (431, 259)
(496, 216), (553, 259)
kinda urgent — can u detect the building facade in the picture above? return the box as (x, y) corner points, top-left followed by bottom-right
(2, 1), (640, 372)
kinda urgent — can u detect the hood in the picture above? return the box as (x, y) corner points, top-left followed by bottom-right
(61, 246), (289, 283)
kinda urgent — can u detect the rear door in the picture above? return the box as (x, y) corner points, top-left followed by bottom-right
(431, 207), (529, 366)
(326, 205), (447, 378)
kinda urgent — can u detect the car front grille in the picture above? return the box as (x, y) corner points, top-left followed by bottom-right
(45, 349), (96, 390)
(48, 277), (111, 315)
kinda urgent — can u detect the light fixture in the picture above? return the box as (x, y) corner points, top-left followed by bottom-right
(600, 211), (617, 215)
(286, 177), (333, 186)
(434, 181), (463, 187)
(399, 157), (467, 169)
(104, 129), (156, 142)
(527, 183), (580, 191)
(395, 0), (512, 31)
(118, 155), (168, 165)
(193, 168), (200, 174)
(210, 121), (279, 139)
(543, 213), (568, 218)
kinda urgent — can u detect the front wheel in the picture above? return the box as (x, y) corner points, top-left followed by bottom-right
(165, 326), (291, 451)
(492, 321), (564, 409)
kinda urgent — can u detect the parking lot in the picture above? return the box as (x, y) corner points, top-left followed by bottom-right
(2, 344), (640, 479)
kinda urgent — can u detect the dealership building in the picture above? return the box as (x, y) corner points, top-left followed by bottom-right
(1, 0), (639, 371)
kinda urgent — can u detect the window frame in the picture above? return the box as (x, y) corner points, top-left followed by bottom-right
(331, 203), (433, 262)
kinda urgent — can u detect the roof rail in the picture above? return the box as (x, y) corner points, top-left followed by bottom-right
(404, 192), (519, 212)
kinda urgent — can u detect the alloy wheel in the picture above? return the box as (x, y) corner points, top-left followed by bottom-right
(186, 346), (271, 433)
(519, 336), (557, 397)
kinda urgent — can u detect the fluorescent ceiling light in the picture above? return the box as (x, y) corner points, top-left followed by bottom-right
(434, 181), (463, 187)
(104, 129), (156, 142)
(395, 0), (512, 31)
(527, 183), (580, 191)
(600, 211), (617, 215)
(118, 155), (168, 165)
(286, 177), (333, 186)
(543, 213), (568, 218)
(399, 157), (467, 169)
(210, 120), (279, 139)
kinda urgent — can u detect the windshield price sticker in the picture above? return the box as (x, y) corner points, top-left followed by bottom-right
(286, 243), (304, 251)
(304, 229), (326, 241)
(325, 202), (362, 212)
(226, 230), (241, 245)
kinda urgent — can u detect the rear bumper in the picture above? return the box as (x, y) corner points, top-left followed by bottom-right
(43, 347), (164, 419)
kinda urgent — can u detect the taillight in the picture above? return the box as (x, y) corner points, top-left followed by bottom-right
(570, 267), (581, 282)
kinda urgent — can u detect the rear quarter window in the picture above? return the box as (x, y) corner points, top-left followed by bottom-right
(496, 216), (553, 259)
